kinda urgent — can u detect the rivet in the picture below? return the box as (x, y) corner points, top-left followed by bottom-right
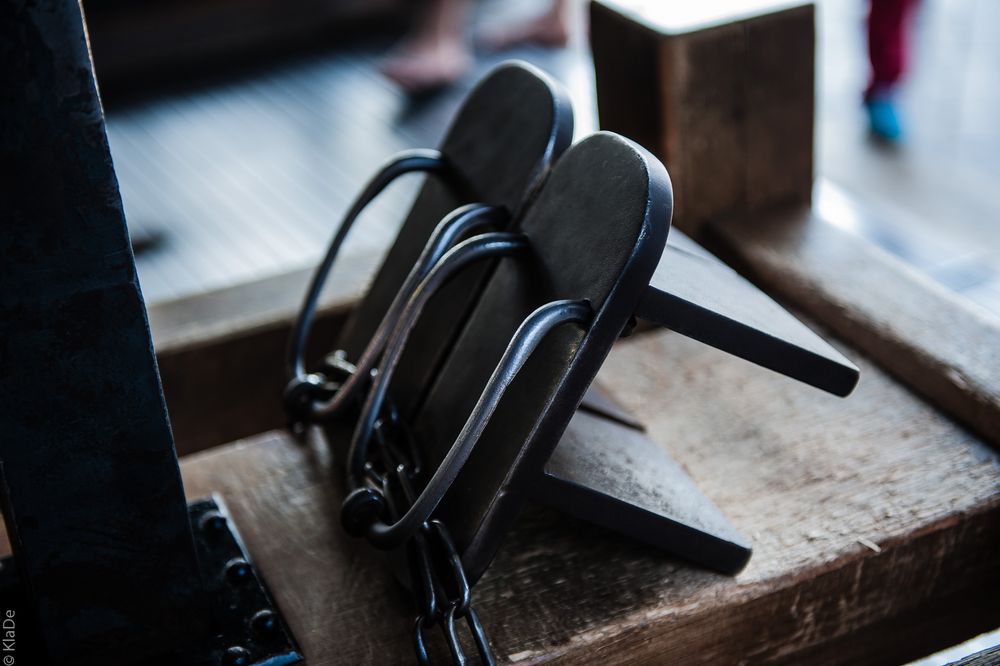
(199, 511), (227, 535)
(224, 558), (253, 585)
(220, 645), (251, 666)
(251, 609), (280, 639)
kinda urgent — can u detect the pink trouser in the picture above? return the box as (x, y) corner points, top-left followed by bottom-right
(866, 0), (917, 99)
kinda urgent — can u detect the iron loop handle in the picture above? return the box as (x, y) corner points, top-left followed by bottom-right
(347, 231), (532, 485)
(354, 297), (593, 550)
(305, 203), (508, 421)
(285, 148), (461, 416)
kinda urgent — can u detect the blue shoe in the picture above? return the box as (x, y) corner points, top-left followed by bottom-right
(865, 96), (903, 142)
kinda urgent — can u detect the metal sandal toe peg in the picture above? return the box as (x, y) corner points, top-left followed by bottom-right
(532, 227), (861, 575)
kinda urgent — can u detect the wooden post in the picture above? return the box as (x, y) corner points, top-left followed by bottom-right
(591, 0), (815, 232)
(0, 2), (210, 663)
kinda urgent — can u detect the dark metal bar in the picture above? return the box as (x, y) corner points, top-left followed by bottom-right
(363, 300), (592, 550)
(636, 231), (859, 396)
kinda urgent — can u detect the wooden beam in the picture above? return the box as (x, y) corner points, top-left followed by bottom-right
(2, 1), (209, 660)
(591, 0), (815, 231)
(149, 193), (1000, 457)
(700, 205), (1000, 448)
(148, 252), (375, 455)
(177, 326), (1000, 664)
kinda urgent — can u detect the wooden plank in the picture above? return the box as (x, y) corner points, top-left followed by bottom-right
(147, 197), (1000, 461)
(148, 251), (375, 455)
(177, 326), (1000, 664)
(700, 206), (1000, 448)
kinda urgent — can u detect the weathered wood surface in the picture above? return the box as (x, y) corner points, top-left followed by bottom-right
(701, 206), (1000, 449)
(179, 327), (1000, 664)
(591, 0), (814, 231)
(148, 253), (373, 454)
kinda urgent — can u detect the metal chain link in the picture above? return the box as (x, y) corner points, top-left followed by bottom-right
(293, 360), (496, 665)
(370, 414), (496, 666)
(282, 147), (500, 663)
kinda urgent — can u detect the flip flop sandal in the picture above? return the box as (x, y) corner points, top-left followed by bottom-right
(343, 132), (673, 583)
(343, 130), (859, 585)
(285, 61), (573, 426)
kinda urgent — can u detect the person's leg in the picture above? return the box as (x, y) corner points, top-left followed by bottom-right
(865, 0), (917, 140)
(380, 0), (473, 94)
(480, 0), (570, 52)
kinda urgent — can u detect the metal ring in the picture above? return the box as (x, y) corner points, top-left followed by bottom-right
(426, 520), (470, 617)
(285, 149), (459, 404)
(357, 298), (593, 550)
(413, 614), (436, 666)
(444, 605), (495, 666)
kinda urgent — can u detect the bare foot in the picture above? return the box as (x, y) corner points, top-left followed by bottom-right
(480, 7), (570, 52)
(380, 38), (473, 95)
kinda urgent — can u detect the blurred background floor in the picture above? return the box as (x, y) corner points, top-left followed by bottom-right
(104, 0), (1000, 314)
(816, 0), (1000, 317)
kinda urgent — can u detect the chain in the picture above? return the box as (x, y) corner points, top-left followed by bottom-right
(367, 414), (496, 666)
(291, 357), (496, 665)
(284, 351), (357, 438)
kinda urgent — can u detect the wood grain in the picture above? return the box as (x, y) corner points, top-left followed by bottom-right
(179, 326), (1000, 664)
(149, 252), (374, 455)
(700, 206), (1000, 449)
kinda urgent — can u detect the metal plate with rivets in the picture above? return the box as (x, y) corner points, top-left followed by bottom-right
(184, 497), (302, 666)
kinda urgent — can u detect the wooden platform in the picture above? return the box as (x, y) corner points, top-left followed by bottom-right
(178, 325), (1000, 664)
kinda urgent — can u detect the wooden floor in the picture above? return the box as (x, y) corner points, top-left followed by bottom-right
(815, 0), (1000, 317)
(106, 0), (1000, 314)
(106, 0), (597, 304)
(174, 326), (1000, 665)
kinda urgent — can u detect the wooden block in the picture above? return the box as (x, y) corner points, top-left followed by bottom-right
(177, 326), (1000, 664)
(591, 0), (815, 230)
